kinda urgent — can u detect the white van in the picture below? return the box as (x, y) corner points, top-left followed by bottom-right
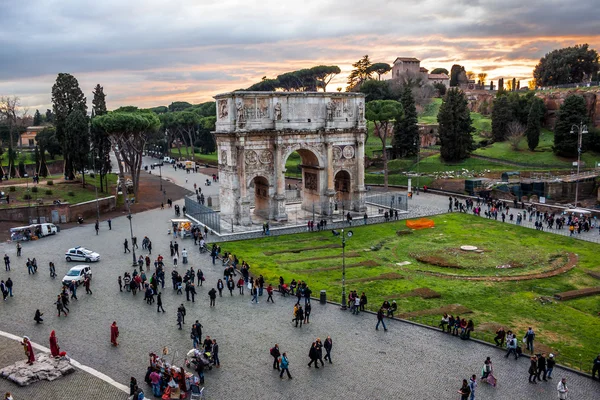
(62, 265), (92, 286)
(36, 223), (59, 237)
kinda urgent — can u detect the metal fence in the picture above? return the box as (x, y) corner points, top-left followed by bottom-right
(366, 192), (408, 212)
(184, 196), (221, 234)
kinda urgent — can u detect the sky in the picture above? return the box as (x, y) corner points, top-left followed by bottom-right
(1, 0), (599, 112)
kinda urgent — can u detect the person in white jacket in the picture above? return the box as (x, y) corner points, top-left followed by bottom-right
(557, 377), (568, 399)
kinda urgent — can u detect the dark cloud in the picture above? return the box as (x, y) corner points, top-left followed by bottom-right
(1, 0), (598, 109)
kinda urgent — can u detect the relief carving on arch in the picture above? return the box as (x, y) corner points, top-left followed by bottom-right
(332, 146), (342, 160)
(220, 150), (227, 165)
(343, 145), (355, 159)
(258, 150), (274, 165)
(245, 150), (258, 165)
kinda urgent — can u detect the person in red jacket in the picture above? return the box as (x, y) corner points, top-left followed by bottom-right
(49, 330), (60, 357)
(110, 321), (119, 346)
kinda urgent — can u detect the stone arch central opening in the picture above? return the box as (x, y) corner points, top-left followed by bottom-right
(284, 148), (324, 213)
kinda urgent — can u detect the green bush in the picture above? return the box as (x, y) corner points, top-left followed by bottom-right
(23, 194), (32, 200)
(89, 173), (95, 179)
(67, 191), (75, 196)
(8, 186), (16, 192)
(45, 189), (53, 195)
(47, 180), (54, 186)
(31, 186), (38, 193)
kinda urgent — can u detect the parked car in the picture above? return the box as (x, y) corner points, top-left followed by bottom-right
(62, 265), (92, 286)
(65, 246), (100, 262)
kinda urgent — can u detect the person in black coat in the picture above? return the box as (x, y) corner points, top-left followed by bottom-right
(307, 342), (319, 368)
(537, 353), (547, 381)
(324, 336), (333, 363)
(295, 306), (304, 327)
(227, 278), (234, 296)
(315, 338), (324, 367)
(270, 344), (281, 370)
(208, 288), (217, 307)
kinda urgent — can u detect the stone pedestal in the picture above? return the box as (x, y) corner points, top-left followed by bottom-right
(0, 354), (75, 386)
(273, 194), (288, 221)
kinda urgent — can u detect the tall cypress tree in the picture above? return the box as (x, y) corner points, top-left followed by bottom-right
(525, 99), (542, 151)
(91, 84), (111, 192)
(438, 89), (475, 161)
(491, 95), (512, 142)
(51, 73), (87, 179)
(392, 86), (419, 158)
(553, 95), (588, 157)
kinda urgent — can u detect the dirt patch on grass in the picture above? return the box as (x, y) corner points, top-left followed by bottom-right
(397, 287), (441, 299)
(554, 287), (600, 300)
(405, 252), (578, 281)
(586, 270), (600, 280)
(475, 322), (507, 333)
(297, 259), (379, 273)
(347, 272), (404, 283)
(287, 252), (359, 263)
(400, 304), (472, 319)
(412, 254), (463, 269)
(264, 243), (341, 255)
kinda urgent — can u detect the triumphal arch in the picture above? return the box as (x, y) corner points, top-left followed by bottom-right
(214, 91), (367, 226)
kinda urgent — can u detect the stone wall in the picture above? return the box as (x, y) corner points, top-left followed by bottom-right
(464, 88), (600, 129)
(0, 196), (116, 224)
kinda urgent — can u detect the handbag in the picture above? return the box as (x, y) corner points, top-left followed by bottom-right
(247, 282), (252, 290)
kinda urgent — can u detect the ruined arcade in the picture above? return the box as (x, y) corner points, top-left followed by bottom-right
(214, 91), (367, 225)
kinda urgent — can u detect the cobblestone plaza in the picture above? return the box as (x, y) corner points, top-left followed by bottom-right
(0, 164), (598, 399)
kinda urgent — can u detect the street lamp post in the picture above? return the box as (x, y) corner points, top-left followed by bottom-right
(126, 199), (137, 266)
(339, 229), (353, 310)
(416, 137), (420, 195)
(570, 122), (588, 206)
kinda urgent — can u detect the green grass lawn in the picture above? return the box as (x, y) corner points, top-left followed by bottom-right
(474, 129), (600, 168)
(168, 147), (218, 164)
(1, 173), (117, 207)
(418, 98), (442, 124)
(223, 214), (600, 368)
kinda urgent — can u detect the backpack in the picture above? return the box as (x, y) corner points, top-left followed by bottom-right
(270, 347), (276, 357)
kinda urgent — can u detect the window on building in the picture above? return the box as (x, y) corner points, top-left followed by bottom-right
(28, 139), (35, 146)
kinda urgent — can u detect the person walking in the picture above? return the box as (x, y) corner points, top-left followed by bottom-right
(592, 354), (600, 380)
(5, 278), (13, 297)
(16, 243), (22, 257)
(227, 278), (234, 296)
(537, 353), (548, 382)
(295, 306), (304, 328)
(324, 336), (333, 363)
(182, 248), (188, 264)
(83, 276), (92, 295)
(315, 338), (324, 367)
(56, 295), (68, 317)
(251, 284), (259, 304)
(279, 352), (292, 379)
(197, 269), (204, 286)
(49, 262), (56, 279)
(95, 220), (99, 235)
(110, 321), (119, 346)
(547, 354), (556, 379)
(494, 327), (506, 347)
(212, 339), (220, 368)
(4, 254), (10, 271)
(458, 379), (471, 400)
(124, 239), (130, 253)
(118, 276), (123, 292)
(177, 304), (186, 324)
(376, 307), (388, 331)
(107, 219), (112, 230)
(237, 277), (244, 294)
(524, 327), (535, 354)
(266, 284), (274, 303)
(307, 342), (319, 368)
(528, 355), (538, 384)
(177, 310), (183, 330)
(304, 302), (311, 324)
(208, 288), (217, 307)
(217, 279), (224, 297)
(468, 374), (477, 400)
(270, 344), (281, 370)
(49, 330), (60, 357)
(156, 292), (165, 312)
(557, 378), (568, 399)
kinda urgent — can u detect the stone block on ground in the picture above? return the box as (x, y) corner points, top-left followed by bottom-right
(0, 353), (75, 387)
